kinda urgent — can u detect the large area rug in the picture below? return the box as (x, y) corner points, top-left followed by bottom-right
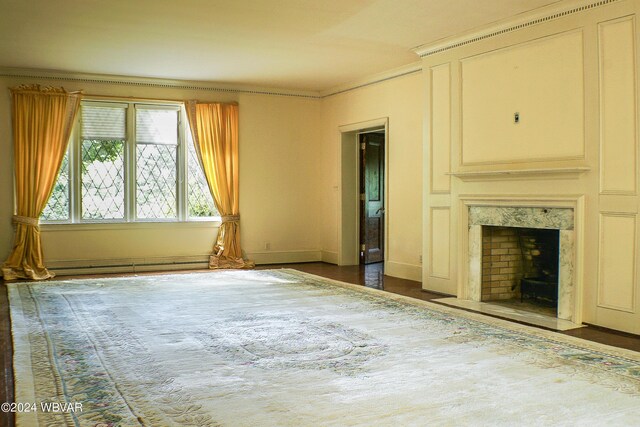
(8, 269), (640, 426)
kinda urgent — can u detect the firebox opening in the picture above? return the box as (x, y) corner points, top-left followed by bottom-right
(481, 226), (559, 317)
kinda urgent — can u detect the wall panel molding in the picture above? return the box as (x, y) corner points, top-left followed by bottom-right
(597, 213), (636, 313)
(429, 207), (451, 279)
(460, 30), (585, 166)
(598, 15), (637, 195)
(430, 63), (452, 193)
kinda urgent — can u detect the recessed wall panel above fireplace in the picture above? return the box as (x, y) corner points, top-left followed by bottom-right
(460, 30), (585, 166)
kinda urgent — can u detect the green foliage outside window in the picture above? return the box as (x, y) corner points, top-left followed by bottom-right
(81, 140), (123, 173)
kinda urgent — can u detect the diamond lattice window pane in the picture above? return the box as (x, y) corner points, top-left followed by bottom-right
(41, 151), (70, 221)
(81, 140), (125, 220)
(187, 137), (218, 218)
(137, 144), (177, 219)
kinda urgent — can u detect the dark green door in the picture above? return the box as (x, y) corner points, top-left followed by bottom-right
(359, 132), (385, 264)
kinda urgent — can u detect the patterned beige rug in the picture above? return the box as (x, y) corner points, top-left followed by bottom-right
(9, 269), (640, 426)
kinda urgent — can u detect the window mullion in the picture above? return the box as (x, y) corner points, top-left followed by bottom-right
(177, 110), (187, 221)
(71, 116), (82, 222)
(126, 104), (136, 222)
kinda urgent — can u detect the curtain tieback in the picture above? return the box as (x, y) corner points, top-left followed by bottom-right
(13, 215), (40, 227)
(221, 215), (240, 223)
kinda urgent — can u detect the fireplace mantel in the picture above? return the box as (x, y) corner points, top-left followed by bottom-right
(463, 201), (579, 323)
(448, 167), (590, 181)
(469, 206), (573, 230)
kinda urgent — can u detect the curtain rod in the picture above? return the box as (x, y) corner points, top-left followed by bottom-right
(83, 93), (239, 106)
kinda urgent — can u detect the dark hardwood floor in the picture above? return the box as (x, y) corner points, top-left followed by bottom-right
(0, 282), (12, 427)
(1, 261), (639, 427)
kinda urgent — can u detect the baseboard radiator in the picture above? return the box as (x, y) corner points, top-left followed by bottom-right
(47, 250), (325, 276)
(47, 256), (211, 276)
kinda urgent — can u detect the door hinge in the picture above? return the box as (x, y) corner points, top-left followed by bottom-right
(360, 193), (365, 201)
(360, 244), (366, 251)
(360, 142), (366, 150)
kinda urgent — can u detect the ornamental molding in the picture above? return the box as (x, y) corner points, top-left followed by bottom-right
(413, 0), (621, 58)
(0, 67), (321, 99)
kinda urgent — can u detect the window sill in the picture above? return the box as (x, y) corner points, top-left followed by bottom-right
(40, 219), (221, 232)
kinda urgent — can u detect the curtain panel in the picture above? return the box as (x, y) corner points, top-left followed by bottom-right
(1, 85), (82, 280)
(185, 100), (254, 269)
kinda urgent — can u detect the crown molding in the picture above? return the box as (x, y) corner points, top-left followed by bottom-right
(413, 0), (621, 58)
(0, 64), (426, 100)
(320, 61), (422, 98)
(0, 67), (322, 99)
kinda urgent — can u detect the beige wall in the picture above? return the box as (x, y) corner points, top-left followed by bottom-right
(320, 72), (424, 281)
(0, 76), (323, 272)
(239, 93), (322, 263)
(421, 0), (640, 334)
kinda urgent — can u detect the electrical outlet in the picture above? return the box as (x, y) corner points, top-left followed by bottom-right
(265, 242), (271, 251)
(419, 255), (422, 264)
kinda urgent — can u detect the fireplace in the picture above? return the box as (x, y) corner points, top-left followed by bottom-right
(481, 226), (560, 315)
(467, 205), (575, 321)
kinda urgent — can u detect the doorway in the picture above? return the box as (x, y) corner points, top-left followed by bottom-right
(338, 117), (388, 268)
(359, 132), (385, 264)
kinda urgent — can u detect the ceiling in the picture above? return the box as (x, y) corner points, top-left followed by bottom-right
(0, 0), (562, 92)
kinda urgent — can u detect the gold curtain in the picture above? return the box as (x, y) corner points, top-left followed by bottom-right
(1, 85), (82, 281)
(185, 100), (254, 269)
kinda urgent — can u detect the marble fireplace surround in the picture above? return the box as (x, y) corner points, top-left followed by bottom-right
(465, 203), (577, 322)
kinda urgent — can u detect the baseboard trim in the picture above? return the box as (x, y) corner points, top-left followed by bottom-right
(321, 250), (339, 265)
(386, 260), (422, 282)
(246, 250), (322, 265)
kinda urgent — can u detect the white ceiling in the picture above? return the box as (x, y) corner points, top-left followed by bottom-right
(0, 0), (562, 92)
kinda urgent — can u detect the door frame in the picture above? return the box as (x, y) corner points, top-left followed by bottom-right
(338, 118), (389, 267)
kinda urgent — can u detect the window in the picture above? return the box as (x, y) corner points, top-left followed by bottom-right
(135, 107), (178, 220)
(81, 103), (126, 220)
(42, 100), (219, 223)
